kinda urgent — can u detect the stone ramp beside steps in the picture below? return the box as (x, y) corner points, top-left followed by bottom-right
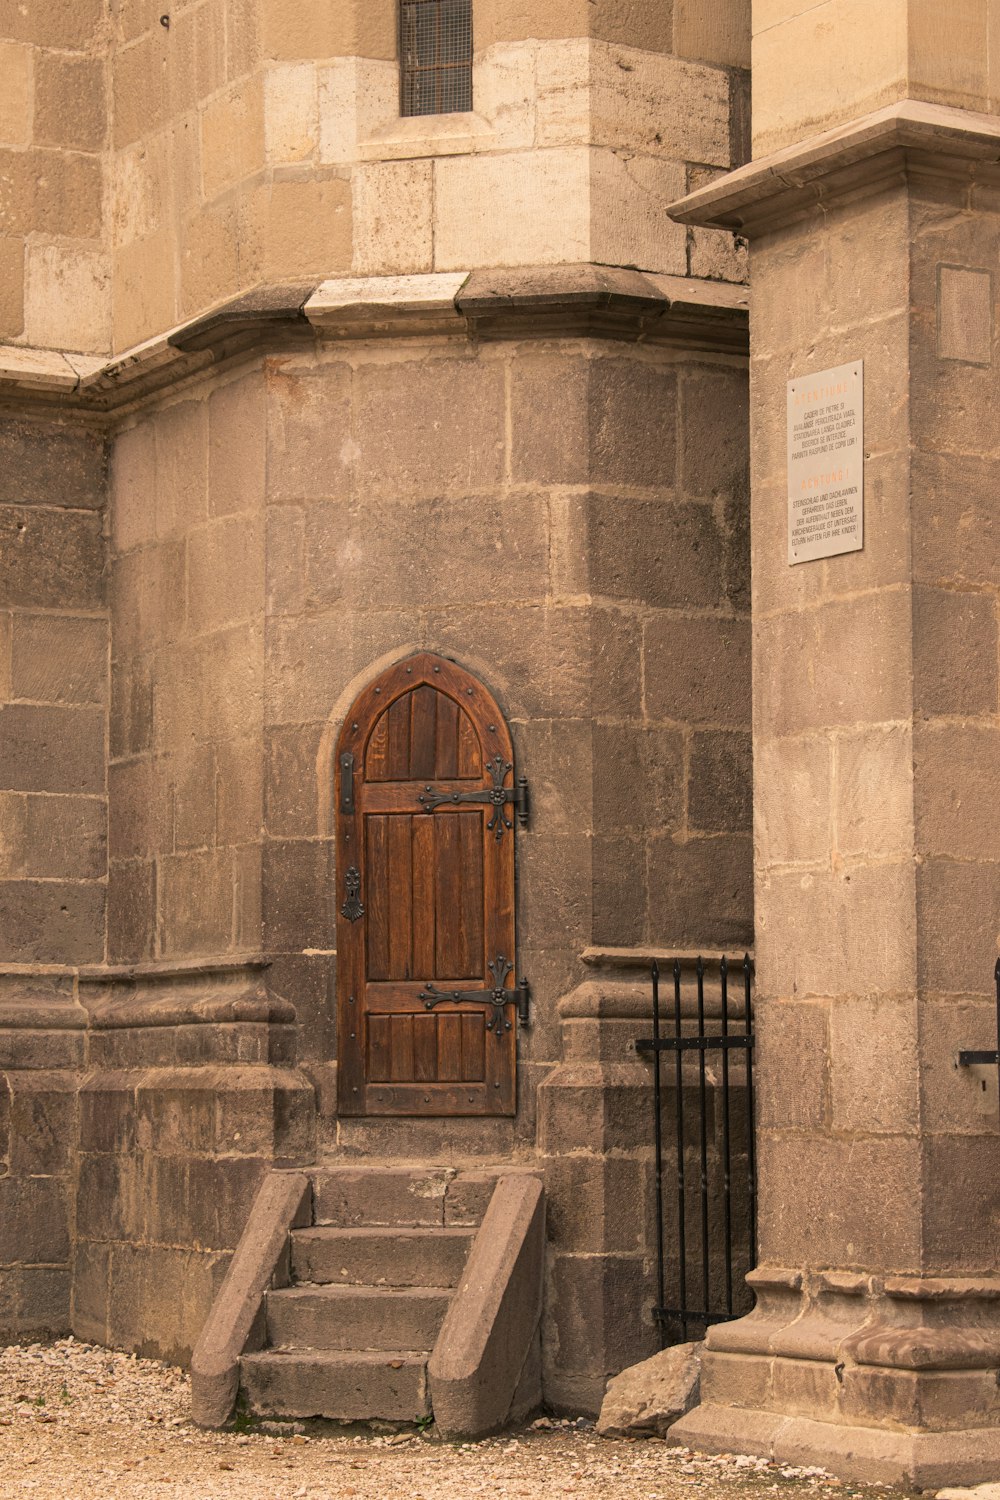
(192, 1163), (545, 1436)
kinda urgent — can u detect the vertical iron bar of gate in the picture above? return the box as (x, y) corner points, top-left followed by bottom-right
(720, 955), (734, 1318)
(696, 956), (711, 1326)
(673, 959), (687, 1342)
(744, 953), (757, 1269)
(651, 960), (666, 1351)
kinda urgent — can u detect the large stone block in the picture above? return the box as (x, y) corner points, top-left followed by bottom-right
(591, 605), (642, 717)
(588, 494), (724, 609)
(18, 793), (106, 880)
(106, 856), (156, 962)
(829, 995), (919, 1135)
(353, 354), (506, 497)
(679, 367), (750, 500)
(546, 1251), (655, 1411)
(0, 1175), (71, 1263)
(911, 449), (1000, 589)
(433, 147), (591, 270)
(755, 591), (913, 738)
(264, 61), (319, 163)
(759, 861), (915, 1002)
(835, 723), (914, 862)
(756, 1132), (922, 1271)
(266, 364), (353, 504)
(688, 730), (752, 835)
(111, 543), (185, 658)
(8, 1072), (77, 1175)
(0, 40), (30, 148)
(9, 614), (107, 706)
(259, 174), (353, 280)
(108, 757), (169, 861)
(200, 75), (265, 199)
(913, 585), (999, 717)
(216, 734), (264, 846)
(755, 1000), (830, 1131)
(0, 704), (104, 794)
(187, 514), (264, 633)
(914, 723), (1000, 862)
(33, 52), (106, 151)
(592, 834), (646, 946)
(647, 832), (753, 949)
(644, 614), (751, 728)
(543, 1152), (649, 1255)
(0, 506), (105, 611)
(265, 723), (324, 839)
(352, 159), (433, 276)
(208, 369), (266, 518)
(590, 149), (688, 275)
(592, 722), (684, 837)
(24, 243), (110, 353)
(157, 847), (240, 957)
(154, 623), (262, 753)
(0, 234), (24, 338)
(155, 399), (209, 539)
(261, 838), (332, 951)
(751, 0), (907, 157)
(0, 146), (102, 237)
(917, 858), (1000, 995)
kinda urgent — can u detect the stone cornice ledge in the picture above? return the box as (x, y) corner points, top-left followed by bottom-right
(669, 100), (1000, 237)
(0, 266), (748, 413)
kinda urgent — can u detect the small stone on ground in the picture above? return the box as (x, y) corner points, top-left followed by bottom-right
(0, 1339), (919, 1500)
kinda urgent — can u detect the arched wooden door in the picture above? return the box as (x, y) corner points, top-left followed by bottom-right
(334, 653), (525, 1117)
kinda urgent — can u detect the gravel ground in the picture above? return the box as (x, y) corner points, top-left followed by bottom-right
(0, 1340), (916, 1500)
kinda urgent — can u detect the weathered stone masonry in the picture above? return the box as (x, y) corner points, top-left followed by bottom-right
(0, 0), (755, 1423)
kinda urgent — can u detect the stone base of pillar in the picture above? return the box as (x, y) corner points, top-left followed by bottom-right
(670, 1267), (1000, 1487)
(672, 1404), (1000, 1488)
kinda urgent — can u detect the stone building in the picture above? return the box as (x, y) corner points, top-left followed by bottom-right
(0, 0), (997, 1485)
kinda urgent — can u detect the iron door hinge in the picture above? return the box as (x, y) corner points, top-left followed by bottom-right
(417, 755), (529, 840)
(339, 752), (355, 815)
(418, 955), (531, 1034)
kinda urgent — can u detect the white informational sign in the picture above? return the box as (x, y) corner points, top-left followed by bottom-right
(787, 361), (864, 565)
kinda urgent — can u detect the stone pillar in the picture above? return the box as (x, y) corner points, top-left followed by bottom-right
(668, 76), (1000, 1496)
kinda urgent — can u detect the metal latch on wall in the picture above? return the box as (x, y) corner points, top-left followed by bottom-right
(417, 755), (529, 841)
(957, 957), (1000, 1119)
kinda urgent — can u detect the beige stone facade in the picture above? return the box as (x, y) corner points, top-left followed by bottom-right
(4, 0), (998, 1476)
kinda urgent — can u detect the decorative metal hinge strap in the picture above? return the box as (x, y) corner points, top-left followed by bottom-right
(339, 751), (355, 815)
(418, 954), (530, 1035)
(341, 866), (364, 922)
(417, 755), (529, 840)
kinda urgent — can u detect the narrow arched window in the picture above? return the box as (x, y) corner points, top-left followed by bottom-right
(400, 0), (473, 117)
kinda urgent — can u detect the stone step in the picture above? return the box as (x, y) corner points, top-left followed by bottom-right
(291, 1226), (474, 1288)
(311, 1165), (457, 1227)
(265, 1284), (451, 1352)
(240, 1349), (430, 1422)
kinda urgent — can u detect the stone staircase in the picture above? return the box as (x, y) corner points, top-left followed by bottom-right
(238, 1166), (492, 1423)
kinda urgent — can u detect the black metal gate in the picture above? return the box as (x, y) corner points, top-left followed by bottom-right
(636, 955), (757, 1346)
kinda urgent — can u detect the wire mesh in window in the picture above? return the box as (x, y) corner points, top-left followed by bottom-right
(400, 0), (473, 117)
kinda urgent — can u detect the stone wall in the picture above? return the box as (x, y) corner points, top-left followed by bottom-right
(108, 365), (266, 966)
(0, 0), (750, 354)
(0, 971), (85, 1342)
(0, 415), (109, 966)
(72, 962), (314, 1364)
(251, 332), (751, 1144)
(0, 2), (109, 350)
(752, 0), (1000, 158)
